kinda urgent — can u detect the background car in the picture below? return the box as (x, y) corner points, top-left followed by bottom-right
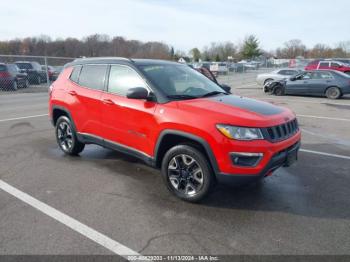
(305, 60), (350, 75)
(257, 68), (303, 87)
(0, 63), (29, 90)
(41, 65), (55, 81)
(265, 70), (350, 99)
(51, 66), (63, 81)
(15, 61), (47, 84)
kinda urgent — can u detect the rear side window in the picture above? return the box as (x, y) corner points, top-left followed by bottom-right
(0, 65), (6, 71)
(319, 62), (329, 67)
(70, 66), (82, 83)
(108, 65), (147, 96)
(78, 65), (108, 90)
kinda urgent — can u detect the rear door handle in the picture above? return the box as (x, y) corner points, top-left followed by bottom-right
(102, 98), (114, 105)
(68, 90), (77, 96)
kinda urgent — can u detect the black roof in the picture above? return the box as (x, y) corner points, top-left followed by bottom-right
(66, 57), (180, 67)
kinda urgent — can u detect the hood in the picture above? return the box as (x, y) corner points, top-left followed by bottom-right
(177, 95), (294, 127)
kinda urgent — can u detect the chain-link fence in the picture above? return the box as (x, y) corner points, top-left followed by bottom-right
(0, 55), (74, 93)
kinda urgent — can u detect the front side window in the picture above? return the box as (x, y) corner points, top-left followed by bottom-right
(331, 62), (340, 68)
(108, 65), (147, 96)
(139, 64), (225, 99)
(78, 65), (107, 90)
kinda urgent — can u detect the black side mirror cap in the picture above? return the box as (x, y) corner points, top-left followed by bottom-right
(126, 87), (153, 101)
(220, 84), (231, 93)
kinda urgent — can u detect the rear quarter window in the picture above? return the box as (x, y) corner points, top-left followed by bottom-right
(78, 64), (108, 90)
(69, 66), (82, 83)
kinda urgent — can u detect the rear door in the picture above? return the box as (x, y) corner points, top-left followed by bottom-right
(68, 64), (107, 138)
(100, 64), (157, 156)
(318, 61), (330, 70)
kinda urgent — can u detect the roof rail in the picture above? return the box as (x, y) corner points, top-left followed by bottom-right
(73, 57), (132, 62)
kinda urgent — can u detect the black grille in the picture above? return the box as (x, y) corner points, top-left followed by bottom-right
(262, 119), (299, 142)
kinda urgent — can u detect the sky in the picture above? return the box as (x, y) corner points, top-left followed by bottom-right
(1, 0), (349, 52)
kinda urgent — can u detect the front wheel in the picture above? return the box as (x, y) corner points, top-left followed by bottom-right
(273, 85), (284, 96)
(161, 145), (215, 202)
(325, 86), (341, 99)
(55, 116), (85, 155)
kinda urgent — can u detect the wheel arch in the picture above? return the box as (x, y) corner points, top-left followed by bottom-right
(52, 106), (77, 131)
(154, 130), (219, 174)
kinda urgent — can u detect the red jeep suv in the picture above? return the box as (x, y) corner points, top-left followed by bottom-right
(49, 58), (301, 202)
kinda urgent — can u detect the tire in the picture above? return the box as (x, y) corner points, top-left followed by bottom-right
(12, 81), (18, 91)
(24, 79), (30, 88)
(55, 116), (85, 155)
(325, 86), (341, 99)
(161, 145), (215, 202)
(273, 85), (284, 96)
(36, 75), (41, 85)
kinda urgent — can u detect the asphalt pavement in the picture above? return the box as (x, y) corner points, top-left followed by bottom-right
(0, 89), (349, 257)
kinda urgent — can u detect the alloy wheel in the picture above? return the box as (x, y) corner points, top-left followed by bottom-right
(167, 154), (204, 196)
(57, 121), (73, 151)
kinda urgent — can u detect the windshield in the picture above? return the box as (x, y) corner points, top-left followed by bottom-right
(138, 64), (225, 99)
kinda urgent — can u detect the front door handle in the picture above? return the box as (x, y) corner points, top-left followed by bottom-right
(68, 90), (77, 96)
(102, 98), (114, 105)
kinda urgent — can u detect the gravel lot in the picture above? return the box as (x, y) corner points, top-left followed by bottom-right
(0, 80), (349, 259)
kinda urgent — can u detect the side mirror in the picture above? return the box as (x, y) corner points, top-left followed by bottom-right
(220, 84), (231, 93)
(126, 87), (153, 101)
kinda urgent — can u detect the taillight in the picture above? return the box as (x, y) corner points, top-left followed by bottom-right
(49, 84), (54, 95)
(0, 71), (11, 78)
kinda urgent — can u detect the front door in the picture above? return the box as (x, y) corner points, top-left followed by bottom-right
(100, 64), (157, 157)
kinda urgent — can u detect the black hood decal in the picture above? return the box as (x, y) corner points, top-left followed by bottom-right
(208, 95), (283, 115)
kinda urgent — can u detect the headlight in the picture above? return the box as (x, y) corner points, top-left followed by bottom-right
(216, 124), (264, 140)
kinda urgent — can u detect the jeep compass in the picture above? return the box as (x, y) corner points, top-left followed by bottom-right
(49, 57), (301, 202)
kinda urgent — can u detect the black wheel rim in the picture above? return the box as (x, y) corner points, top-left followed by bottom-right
(167, 154), (204, 196)
(57, 122), (73, 151)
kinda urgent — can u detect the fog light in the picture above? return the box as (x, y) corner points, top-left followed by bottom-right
(230, 152), (263, 167)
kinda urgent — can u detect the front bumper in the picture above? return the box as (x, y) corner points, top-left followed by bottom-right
(216, 140), (300, 185)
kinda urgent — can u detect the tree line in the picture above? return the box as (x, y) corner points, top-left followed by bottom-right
(0, 34), (349, 61)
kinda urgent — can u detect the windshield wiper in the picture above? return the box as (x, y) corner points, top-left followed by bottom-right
(167, 95), (197, 100)
(200, 91), (228, 98)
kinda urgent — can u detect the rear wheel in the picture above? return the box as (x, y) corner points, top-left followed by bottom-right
(325, 86), (341, 99)
(36, 75), (41, 85)
(55, 116), (85, 155)
(161, 145), (214, 202)
(12, 81), (18, 91)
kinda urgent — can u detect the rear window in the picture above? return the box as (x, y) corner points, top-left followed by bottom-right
(0, 65), (6, 71)
(70, 65), (82, 83)
(16, 63), (33, 70)
(78, 64), (108, 90)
